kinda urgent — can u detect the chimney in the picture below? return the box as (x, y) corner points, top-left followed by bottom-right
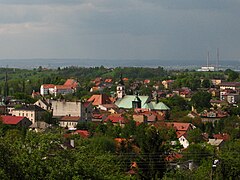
(70, 139), (75, 148)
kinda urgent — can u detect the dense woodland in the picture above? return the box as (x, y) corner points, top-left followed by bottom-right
(0, 66), (240, 179)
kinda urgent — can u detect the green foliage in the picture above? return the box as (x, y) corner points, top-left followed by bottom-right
(218, 140), (240, 179)
(187, 128), (204, 143)
(191, 91), (212, 112)
(183, 143), (214, 166)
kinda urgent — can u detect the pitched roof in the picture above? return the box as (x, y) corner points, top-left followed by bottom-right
(208, 139), (224, 146)
(87, 94), (112, 106)
(213, 133), (230, 141)
(14, 105), (46, 112)
(60, 116), (80, 121)
(30, 121), (50, 129)
(166, 122), (193, 132)
(220, 82), (240, 87)
(1, 115), (25, 125)
(42, 84), (55, 89)
(73, 130), (90, 138)
(115, 95), (150, 109)
(55, 85), (72, 90)
(143, 101), (170, 111)
(104, 114), (126, 124)
(64, 79), (79, 88)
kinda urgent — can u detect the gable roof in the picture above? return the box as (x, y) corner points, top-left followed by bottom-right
(166, 122), (194, 132)
(30, 121), (50, 129)
(87, 94), (112, 106)
(64, 79), (79, 88)
(143, 101), (170, 111)
(115, 95), (150, 109)
(42, 84), (55, 89)
(1, 115), (25, 125)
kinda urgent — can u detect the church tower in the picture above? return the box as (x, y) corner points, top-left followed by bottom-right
(116, 74), (125, 99)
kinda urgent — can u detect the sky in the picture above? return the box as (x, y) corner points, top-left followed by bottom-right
(0, 0), (240, 62)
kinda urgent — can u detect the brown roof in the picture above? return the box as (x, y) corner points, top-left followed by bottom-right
(60, 116), (80, 121)
(166, 122), (193, 131)
(87, 94), (112, 106)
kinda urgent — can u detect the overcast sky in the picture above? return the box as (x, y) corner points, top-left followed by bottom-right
(0, 0), (239, 61)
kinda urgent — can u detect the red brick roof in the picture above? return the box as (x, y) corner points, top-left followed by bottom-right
(1, 115), (25, 125)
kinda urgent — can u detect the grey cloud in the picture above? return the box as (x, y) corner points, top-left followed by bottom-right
(0, 0), (84, 5)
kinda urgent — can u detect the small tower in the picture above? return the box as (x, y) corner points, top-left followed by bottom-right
(132, 92), (141, 109)
(116, 74), (125, 99)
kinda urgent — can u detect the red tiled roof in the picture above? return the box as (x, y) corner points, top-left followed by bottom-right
(87, 94), (112, 106)
(55, 85), (72, 90)
(176, 131), (187, 139)
(166, 122), (192, 131)
(42, 84), (55, 88)
(1, 115), (25, 125)
(213, 133), (230, 141)
(165, 153), (183, 162)
(123, 78), (128, 81)
(105, 79), (113, 83)
(104, 115), (126, 124)
(73, 130), (90, 138)
(64, 79), (79, 88)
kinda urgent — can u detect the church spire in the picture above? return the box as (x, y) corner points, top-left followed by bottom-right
(116, 73), (125, 99)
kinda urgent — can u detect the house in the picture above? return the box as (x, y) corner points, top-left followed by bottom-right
(40, 79), (79, 96)
(219, 82), (240, 91)
(173, 87), (191, 98)
(98, 104), (118, 112)
(210, 99), (228, 108)
(162, 80), (174, 89)
(213, 133), (230, 141)
(12, 105), (48, 124)
(166, 122), (196, 148)
(29, 121), (51, 132)
(50, 100), (92, 121)
(208, 139), (225, 150)
(104, 114), (127, 127)
(1, 115), (32, 127)
(34, 98), (52, 111)
(200, 110), (228, 123)
(59, 116), (80, 129)
(87, 94), (112, 106)
(72, 130), (90, 138)
(6, 99), (25, 115)
(211, 79), (222, 86)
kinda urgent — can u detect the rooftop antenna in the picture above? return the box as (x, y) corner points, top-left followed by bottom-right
(217, 48), (220, 71)
(207, 51), (210, 67)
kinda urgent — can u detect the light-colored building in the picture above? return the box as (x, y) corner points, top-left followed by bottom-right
(59, 116), (80, 129)
(12, 105), (48, 124)
(40, 79), (79, 96)
(50, 100), (92, 121)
